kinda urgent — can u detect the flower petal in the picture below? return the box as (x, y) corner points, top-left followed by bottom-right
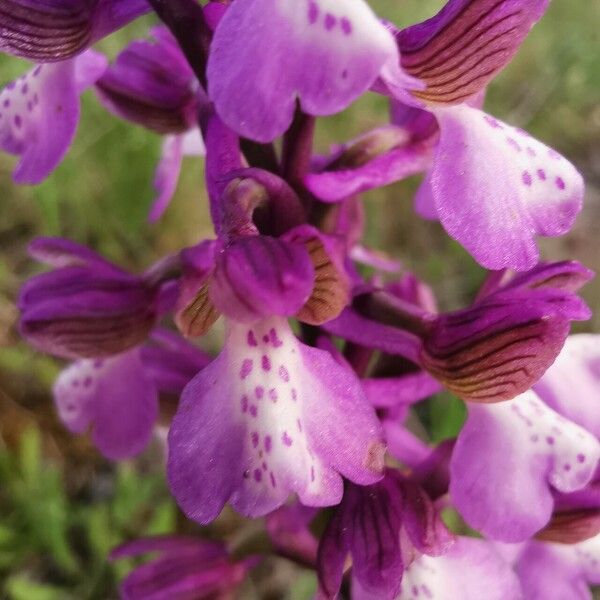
(0, 51), (106, 184)
(53, 349), (158, 460)
(210, 236), (314, 323)
(534, 335), (600, 438)
(0, 0), (148, 61)
(168, 317), (382, 523)
(430, 105), (583, 270)
(398, 0), (549, 105)
(206, 0), (398, 141)
(451, 391), (600, 542)
(398, 537), (522, 600)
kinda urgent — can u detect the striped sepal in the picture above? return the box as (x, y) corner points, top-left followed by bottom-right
(398, 0), (548, 105)
(0, 0), (93, 61)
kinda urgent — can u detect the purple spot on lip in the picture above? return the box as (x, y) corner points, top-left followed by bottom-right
(297, 419), (302, 432)
(21, 84), (28, 94)
(251, 432), (259, 448)
(241, 395), (249, 413)
(270, 472), (277, 488)
(255, 386), (264, 399)
(253, 469), (262, 482)
(249, 405), (258, 417)
(507, 137), (522, 152)
(324, 13), (336, 30)
(247, 330), (257, 347)
(3, 99), (10, 108)
(340, 17), (352, 34)
(240, 359), (253, 379)
(522, 171), (532, 186)
(530, 434), (539, 442)
(261, 355), (271, 371)
(71, 379), (80, 388)
(83, 376), (92, 387)
(308, 1), (319, 24)
(93, 359), (104, 368)
(291, 388), (298, 402)
(527, 147), (537, 157)
(282, 432), (293, 447)
(311, 465), (315, 481)
(268, 388), (278, 402)
(270, 329), (283, 347)
(564, 463), (572, 471)
(264, 436), (272, 453)
(14, 115), (22, 128)
(577, 453), (586, 463)
(262, 334), (269, 343)
(555, 176), (566, 190)
(546, 436), (555, 445)
(33, 65), (42, 76)
(279, 365), (290, 382)
(537, 169), (547, 181)
(484, 115), (502, 129)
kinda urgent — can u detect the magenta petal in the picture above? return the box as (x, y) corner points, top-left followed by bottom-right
(516, 538), (600, 599)
(305, 144), (429, 203)
(362, 373), (441, 408)
(430, 105), (584, 270)
(95, 27), (197, 134)
(168, 318), (382, 523)
(210, 236), (314, 323)
(535, 335), (600, 439)
(399, 537), (522, 600)
(398, 0), (549, 105)
(0, 52), (106, 184)
(451, 391), (600, 542)
(53, 349), (158, 460)
(28, 236), (124, 273)
(207, 0), (399, 141)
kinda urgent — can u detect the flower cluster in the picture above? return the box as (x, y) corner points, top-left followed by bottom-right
(4, 0), (599, 598)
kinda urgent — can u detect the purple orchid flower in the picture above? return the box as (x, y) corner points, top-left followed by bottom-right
(166, 150), (384, 523)
(0, 0), (149, 61)
(110, 535), (258, 600)
(205, 0), (411, 142)
(18, 237), (176, 359)
(450, 387), (600, 543)
(53, 329), (210, 460)
(95, 26), (206, 221)
(0, 50), (107, 183)
(326, 261), (592, 404)
(168, 313), (385, 524)
(306, 0), (584, 271)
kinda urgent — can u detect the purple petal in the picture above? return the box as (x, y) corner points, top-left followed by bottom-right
(0, 0), (148, 62)
(397, 0), (549, 105)
(53, 349), (158, 460)
(306, 143), (429, 203)
(140, 329), (211, 395)
(0, 52), (106, 184)
(430, 105), (584, 270)
(363, 373), (442, 407)
(27, 236), (124, 273)
(19, 266), (158, 359)
(95, 27), (197, 134)
(535, 335), (600, 439)
(284, 225), (350, 325)
(421, 288), (587, 403)
(504, 260), (594, 294)
(168, 317), (382, 523)
(206, 0), (399, 142)
(398, 537), (522, 600)
(450, 391), (600, 542)
(209, 236), (314, 323)
(516, 539), (600, 600)
(110, 535), (226, 561)
(323, 308), (423, 363)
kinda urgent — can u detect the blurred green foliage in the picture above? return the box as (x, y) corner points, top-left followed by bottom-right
(0, 429), (175, 599)
(0, 0), (599, 597)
